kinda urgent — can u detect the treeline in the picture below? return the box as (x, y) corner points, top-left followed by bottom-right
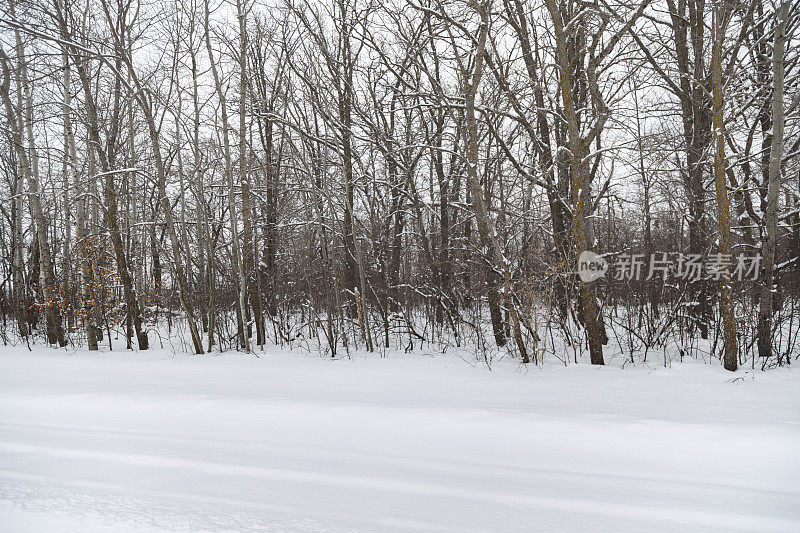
(0, 0), (798, 369)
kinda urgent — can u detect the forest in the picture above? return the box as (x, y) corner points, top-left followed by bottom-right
(0, 0), (798, 370)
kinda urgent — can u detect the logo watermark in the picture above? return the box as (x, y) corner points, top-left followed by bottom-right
(577, 251), (608, 283)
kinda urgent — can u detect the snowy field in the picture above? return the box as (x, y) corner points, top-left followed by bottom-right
(0, 345), (798, 532)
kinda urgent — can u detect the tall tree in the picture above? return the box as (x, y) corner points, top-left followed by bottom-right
(711, 2), (737, 371)
(757, 0), (791, 363)
(0, 46), (66, 346)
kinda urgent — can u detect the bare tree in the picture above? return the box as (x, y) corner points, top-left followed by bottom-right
(757, 0), (791, 363)
(711, 1), (737, 371)
(0, 37), (66, 346)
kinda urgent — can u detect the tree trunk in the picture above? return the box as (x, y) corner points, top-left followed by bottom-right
(757, 1), (789, 362)
(10, 135), (27, 337)
(711, 6), (737, 371)
(544, 0), (604, 364)
(237, 0), (266, 347)
(62, 51), (98, 350)
(337, 1), (362, 317)
(462, 2), (532, 356)
(205, 0), (248, 351)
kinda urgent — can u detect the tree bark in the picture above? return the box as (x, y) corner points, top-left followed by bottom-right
(711, 5), (737, 371)
(544, 0), (604, 364)
(757, 1), (790, 362)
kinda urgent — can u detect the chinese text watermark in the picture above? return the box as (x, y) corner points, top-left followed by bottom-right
(578, 252), (761, 283)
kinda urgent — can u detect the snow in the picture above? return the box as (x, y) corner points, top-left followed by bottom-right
(0, 345), (798, 532)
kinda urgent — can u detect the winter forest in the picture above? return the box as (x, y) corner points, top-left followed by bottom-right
(1, 0), (800, 530)
(0, 0), (798, 368)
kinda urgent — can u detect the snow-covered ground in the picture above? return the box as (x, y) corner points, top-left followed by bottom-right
(0, 345), (798, 532)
